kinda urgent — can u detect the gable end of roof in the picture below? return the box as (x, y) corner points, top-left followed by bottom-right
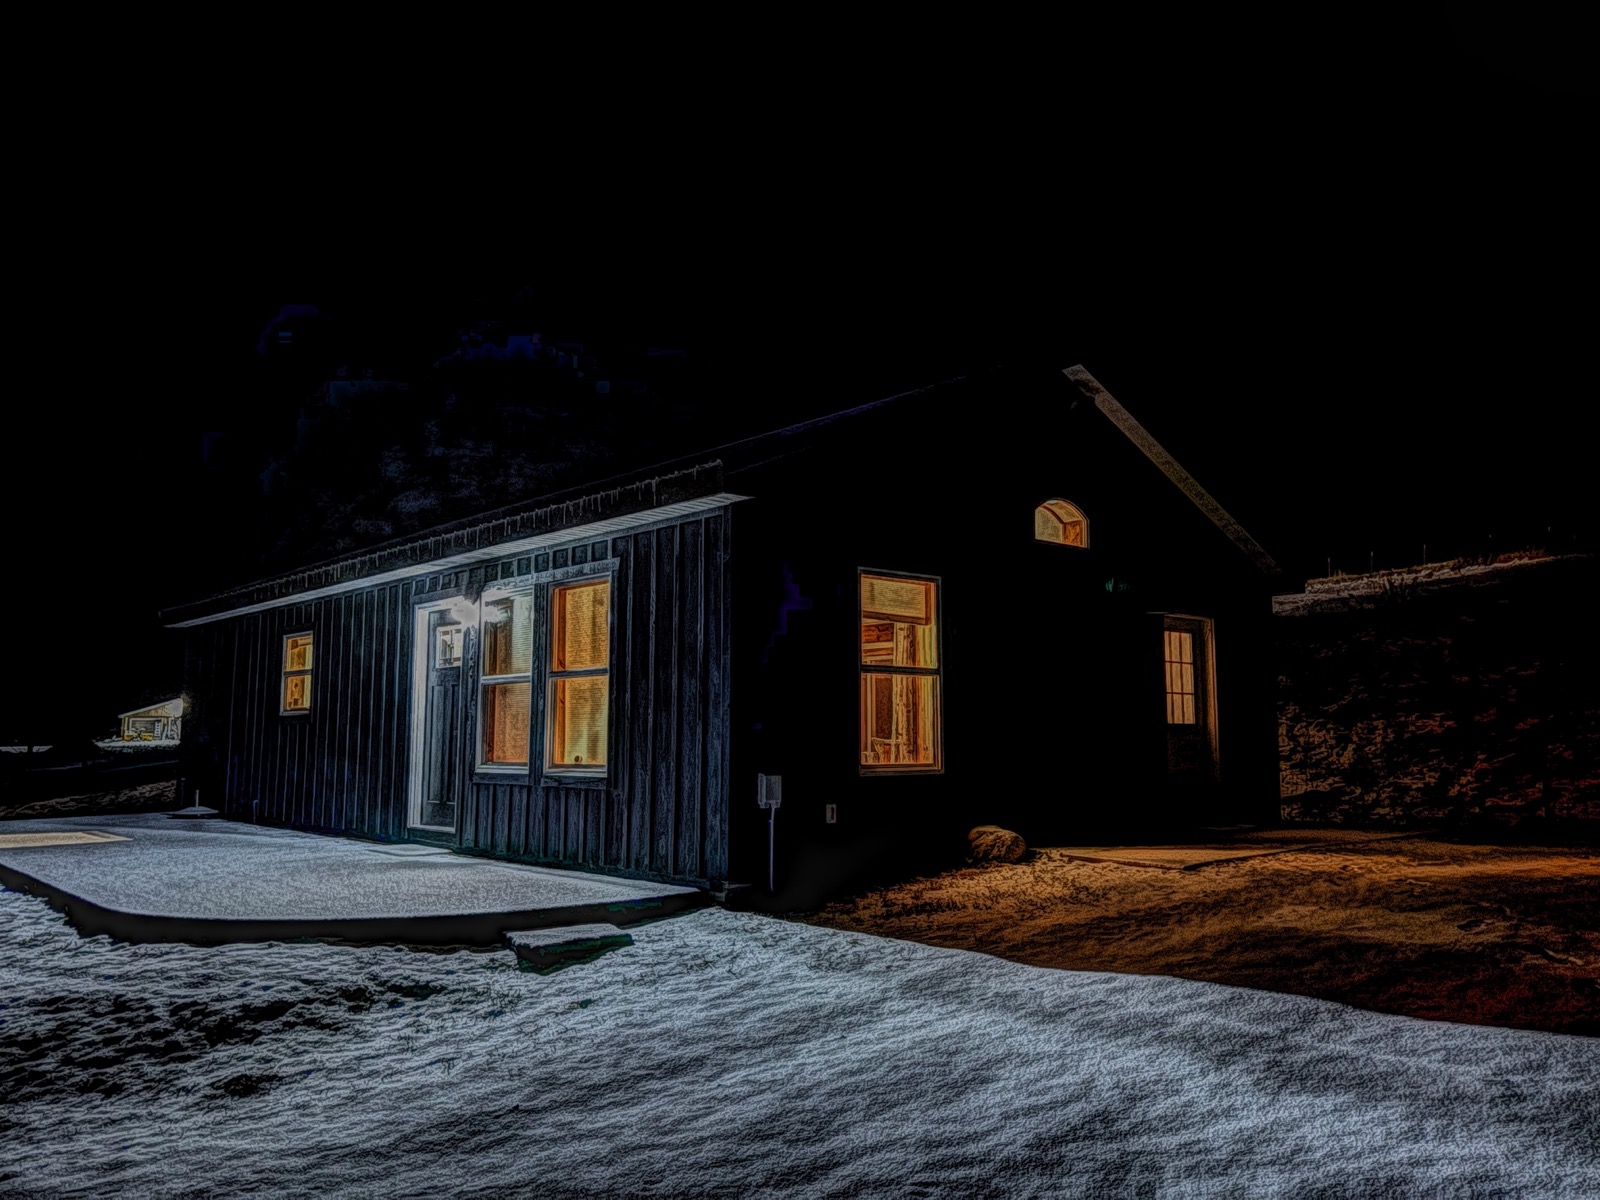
(1063, 365), (1280, 576)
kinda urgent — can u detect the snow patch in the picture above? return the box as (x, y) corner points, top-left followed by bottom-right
(1, 893), (1595, 1196)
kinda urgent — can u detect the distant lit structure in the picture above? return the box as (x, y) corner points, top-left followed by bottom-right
(118, 698), (183, 742)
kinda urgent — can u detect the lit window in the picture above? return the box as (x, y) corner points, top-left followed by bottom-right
(548, 580), (609, 772)
(1162, 615), (1217, 777)
(480, 592), (533, 767)
(859, 571), (941, 772)
(436, 625), (463, 667)
(1164, 629), (1196, 724)
(1034, 499), (1088, 547)
(282, 633), (313, 713)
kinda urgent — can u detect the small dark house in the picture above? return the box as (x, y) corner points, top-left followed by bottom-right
(166, 366), (1282, 905)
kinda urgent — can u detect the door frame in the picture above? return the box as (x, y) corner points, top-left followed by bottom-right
(407, 598), (468, 832)
(1161, 613), (1220, 780)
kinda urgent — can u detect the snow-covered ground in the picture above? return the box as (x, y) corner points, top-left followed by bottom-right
(2, 890), (1595, 1199)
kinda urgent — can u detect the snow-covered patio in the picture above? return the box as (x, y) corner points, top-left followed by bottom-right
(1, 887), (1595, 1197)
(0, 813), (702, 945)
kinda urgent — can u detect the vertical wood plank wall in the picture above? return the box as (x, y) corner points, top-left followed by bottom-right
(181, 512), (731, 885)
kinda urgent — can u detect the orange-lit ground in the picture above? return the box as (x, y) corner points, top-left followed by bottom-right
(805, 835), (1600, 1036)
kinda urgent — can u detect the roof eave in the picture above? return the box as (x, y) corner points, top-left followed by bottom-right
(1063, 365), (1281, 577)
(162, 462), (742, 627)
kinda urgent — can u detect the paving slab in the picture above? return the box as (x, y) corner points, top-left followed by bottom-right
(0, 812), (706, 945)
(0, 831), (131, 849)
(505, 923), (634, 972)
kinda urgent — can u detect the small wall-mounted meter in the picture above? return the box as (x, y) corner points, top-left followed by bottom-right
(757, 774), (782, 809)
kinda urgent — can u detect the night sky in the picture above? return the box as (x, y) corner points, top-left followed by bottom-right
(7, 13), (1589, 743)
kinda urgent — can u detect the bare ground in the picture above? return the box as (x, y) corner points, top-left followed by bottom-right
(805, 835), (1600, 1036)
(0, 779), (177, 821)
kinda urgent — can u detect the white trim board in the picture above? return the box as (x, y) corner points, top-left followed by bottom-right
(168, 493), (747, 628)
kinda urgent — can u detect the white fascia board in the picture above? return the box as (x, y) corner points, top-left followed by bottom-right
(117, 699), (185, 719)
(1063, 365), (1280, 576)
(168, 492), (748, 628)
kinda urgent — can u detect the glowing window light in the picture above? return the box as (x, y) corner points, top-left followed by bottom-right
(1164, 630), (1196, 725)
(548, 580), (609, 771)
(1034, 499), (1088, 548)
(282, 633), (313, 714)
(436, 625), (463, 668)
(859, 571), (942, 772)
(480, 593), (533, 766)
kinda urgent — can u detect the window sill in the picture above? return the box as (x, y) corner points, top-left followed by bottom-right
(474, 765), (531, 784)
(539, 773), (608, 790)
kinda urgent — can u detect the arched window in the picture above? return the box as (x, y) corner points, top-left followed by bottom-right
(1034, 499), (1088, 548)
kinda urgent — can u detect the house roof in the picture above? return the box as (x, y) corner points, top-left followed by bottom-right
(118, 699), (183, 720)
(162, 462), (745, 627)
(163, 364), (1277, 627)
(1063, 366), (1280, 576)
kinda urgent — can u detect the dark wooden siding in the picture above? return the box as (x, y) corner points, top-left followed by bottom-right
(180, 585), (416, 835)
(179, 510), (732, 886)
(454, 513), (731, 884)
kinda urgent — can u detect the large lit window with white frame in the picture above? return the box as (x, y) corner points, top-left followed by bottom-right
(859, 571), (941, 772)
(480, 591), (533, 767)
(547, 579), (610, 773)
(281, 633), (313, 713)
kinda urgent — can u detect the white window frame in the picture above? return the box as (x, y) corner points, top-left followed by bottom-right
(436, 624), (464, 668)
(477, 588), (533, 772)
(544, 578), (611, 777)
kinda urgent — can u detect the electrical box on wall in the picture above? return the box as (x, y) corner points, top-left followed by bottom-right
(825, 804), (837, 824)
(757, 774), (782, 809)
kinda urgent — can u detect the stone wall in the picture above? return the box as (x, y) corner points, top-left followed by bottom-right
(1274, 555), (1599, 831)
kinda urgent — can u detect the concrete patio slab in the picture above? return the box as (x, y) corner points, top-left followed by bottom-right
(0, 813), (706, 945)
(0, 831), (131, 849)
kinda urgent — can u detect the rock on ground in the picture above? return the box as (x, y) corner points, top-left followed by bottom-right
(968, 825), (1026, 863)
